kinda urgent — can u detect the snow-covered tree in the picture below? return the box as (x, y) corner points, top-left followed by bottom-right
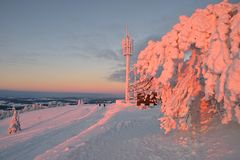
(135, 1), (240, 133)
(8, 107), (21, 134)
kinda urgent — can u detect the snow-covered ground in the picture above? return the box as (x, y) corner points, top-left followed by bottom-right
(0, 104), (240, 160)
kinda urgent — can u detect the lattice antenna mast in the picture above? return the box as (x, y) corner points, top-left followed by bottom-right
(122, 26), (133, 56)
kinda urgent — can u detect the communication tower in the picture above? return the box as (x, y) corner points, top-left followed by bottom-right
(122, 27), (133, 103)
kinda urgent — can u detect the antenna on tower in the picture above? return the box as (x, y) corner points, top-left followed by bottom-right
(122, 25), (133, 56)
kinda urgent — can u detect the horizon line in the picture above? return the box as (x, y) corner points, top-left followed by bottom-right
(0, 89), (124, 95)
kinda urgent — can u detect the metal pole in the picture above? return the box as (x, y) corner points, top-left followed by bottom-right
(125, 55), (130, 103)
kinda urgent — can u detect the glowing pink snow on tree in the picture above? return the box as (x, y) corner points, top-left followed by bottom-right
(135, 1), (240, 133)
(8, 108), (21, 134)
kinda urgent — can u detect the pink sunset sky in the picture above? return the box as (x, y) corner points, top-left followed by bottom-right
(0, 0), (238, 94)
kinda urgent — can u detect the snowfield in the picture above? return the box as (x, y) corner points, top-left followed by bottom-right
(0, 104), (240, 160)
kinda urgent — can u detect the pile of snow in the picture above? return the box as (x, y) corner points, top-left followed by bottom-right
(135, 0), (240, 133)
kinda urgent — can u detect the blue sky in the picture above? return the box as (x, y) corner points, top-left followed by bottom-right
(0, 0), (238, 93)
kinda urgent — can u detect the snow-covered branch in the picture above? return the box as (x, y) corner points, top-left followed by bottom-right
(135, 1), (240, 133)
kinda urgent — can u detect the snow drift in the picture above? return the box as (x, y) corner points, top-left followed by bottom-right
(135, 0), (240, 133)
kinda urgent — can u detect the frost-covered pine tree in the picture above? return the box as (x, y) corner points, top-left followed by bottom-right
(8, 107), (21, 134)
(135, 0), (240, 133)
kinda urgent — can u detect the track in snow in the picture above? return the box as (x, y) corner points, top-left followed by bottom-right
(0, 105), (104, 160)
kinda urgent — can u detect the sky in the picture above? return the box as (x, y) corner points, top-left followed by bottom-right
(0, 0), (238, 94)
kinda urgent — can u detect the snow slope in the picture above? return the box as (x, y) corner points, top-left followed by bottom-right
(0, 104), (240, 160)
